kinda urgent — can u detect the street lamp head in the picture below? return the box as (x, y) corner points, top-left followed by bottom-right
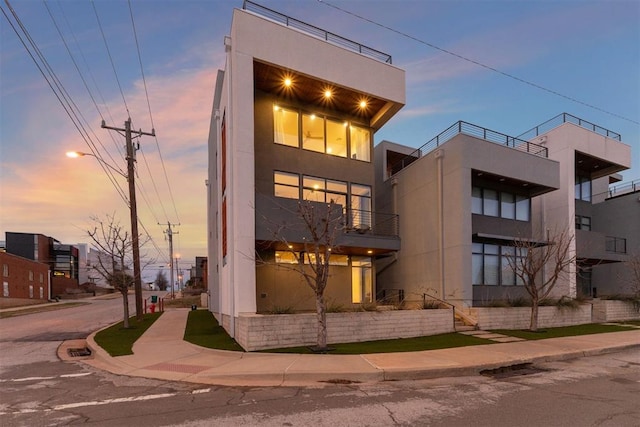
(66, 151), (88, 158)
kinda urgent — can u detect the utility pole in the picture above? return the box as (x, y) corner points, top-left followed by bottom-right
(102, 118), (154, 321)
(162, 222), (179, 299)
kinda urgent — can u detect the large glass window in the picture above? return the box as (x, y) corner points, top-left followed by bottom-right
(483, 189), (499, 217)
(515, 195), (530, 221)
(273, 106), (299, 147)
(274, 171), (300, 199)
(575, 175), (591, 202)
(352, 257), (372, 303)
(472, 243), (527, 286)
(473, 186), (530, 221)
(275, 251), (298, 264)
(273, 105), (371, 162)
(471, 187), (482, 214)
(351, 184), (372, 228)
(500, 193), (515, 219)
(302, 114), (325, 153)
(326, 119), (347, 157)
(350, 125), (371, 161)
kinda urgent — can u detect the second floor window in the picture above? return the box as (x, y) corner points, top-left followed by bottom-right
(575, 175), (591, 202)
(472, 186), (530, 221)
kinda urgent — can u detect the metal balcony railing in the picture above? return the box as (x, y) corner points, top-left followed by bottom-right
(518, 112), (622, 141)
(345, 208), (399, 237)
(391, 121), (548, 175)
(243, 1), (393, 64)
(607, 179), (639, 198)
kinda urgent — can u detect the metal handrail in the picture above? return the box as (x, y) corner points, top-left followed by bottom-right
(517, 112), (622, 141)
(243, 0), (393, 64)
(423, 293), (478, 328)
(390, 121), (548, 176)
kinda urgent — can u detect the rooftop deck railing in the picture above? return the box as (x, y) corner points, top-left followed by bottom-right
(607, 179), (639, 198)
(391, 121), (548, 175)
(518, 112), (622, 142)
(242, 0), (393, 64)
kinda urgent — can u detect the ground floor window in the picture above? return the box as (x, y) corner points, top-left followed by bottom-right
(472, 243), (527, 286)
(351, 257), (372, 303)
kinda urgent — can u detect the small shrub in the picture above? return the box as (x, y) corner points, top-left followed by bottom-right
(359, 301), (378, 311)
(507, 297), (531, 307)
(268, 305), (295, 314)
(554, 296), (581, 310)
(487, 300), (510, 308)
(422, 300), (441, 310)
(326, 302), (347, 313)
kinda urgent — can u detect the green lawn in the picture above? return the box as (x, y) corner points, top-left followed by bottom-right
(184, 310), (244, 351)
(182, 311), (639, 354)
(94, 312), (163, 356)
(494, 323), (633, 340)
(263, 333), (495, 354)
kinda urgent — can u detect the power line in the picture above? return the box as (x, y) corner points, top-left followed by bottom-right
(91, 0), (130, 117)
(1, 1), (129, 205)
(317, 0), (639, 126)
(128, 0), (181, 224)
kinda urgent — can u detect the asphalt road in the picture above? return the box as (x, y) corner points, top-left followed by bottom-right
(1, 298), (638, 426)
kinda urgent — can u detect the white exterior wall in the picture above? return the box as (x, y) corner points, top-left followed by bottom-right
(209, 8), (405, 338)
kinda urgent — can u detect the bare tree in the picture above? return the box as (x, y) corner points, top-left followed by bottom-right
(504, 228), (576, 331)
(154, 270), (169, 291)
(86, 214), (151, 328)
(261, 200), (344, 351)
(624, 253), (640, 298)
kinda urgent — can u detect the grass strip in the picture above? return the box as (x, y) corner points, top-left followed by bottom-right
(493, 323), (632, 340)
(263, 333), (495, 354)
(94, 312), (163, 356)
(184, 309), (244, 351)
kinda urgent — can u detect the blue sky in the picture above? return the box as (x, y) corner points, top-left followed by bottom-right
(1, 0), (638, 278)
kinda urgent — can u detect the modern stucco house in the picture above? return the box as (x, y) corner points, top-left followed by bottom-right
(207, 3), (636, 348)
(207, 2), (405, 339)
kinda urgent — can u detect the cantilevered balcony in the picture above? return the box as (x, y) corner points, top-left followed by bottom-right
(255, 194), (400, 255)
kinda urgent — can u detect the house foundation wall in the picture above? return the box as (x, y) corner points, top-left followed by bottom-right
(235, 309), (454, 351)
(592, 300), (640, 322)
(472, 305), (592, 330)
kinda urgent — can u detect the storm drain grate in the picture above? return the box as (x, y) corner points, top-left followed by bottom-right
(480, 363), (549, 379)
(67, 347), (92, 358)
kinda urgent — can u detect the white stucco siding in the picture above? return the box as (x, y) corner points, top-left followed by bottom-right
(231, 9), (405, 108)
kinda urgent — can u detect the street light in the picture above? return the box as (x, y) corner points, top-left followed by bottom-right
(66, 151), (126, 177)
(66, 143), (145, 321)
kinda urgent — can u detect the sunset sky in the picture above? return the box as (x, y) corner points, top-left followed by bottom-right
(1, 0), (638, 280)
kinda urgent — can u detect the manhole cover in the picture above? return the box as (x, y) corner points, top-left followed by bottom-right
(67, 347), (92, 358)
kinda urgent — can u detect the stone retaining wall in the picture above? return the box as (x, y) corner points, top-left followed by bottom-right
(592, 300), (640, 322)
(472, 305), (592, 330)
(235, 309), (454, 351)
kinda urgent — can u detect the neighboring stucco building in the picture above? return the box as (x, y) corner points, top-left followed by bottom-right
(590, 180), (639, 297)
(376, 114), (632, 310)
(207, 3), (404, 339)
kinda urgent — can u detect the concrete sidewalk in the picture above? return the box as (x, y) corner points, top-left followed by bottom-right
(79, 308), (640, 387)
